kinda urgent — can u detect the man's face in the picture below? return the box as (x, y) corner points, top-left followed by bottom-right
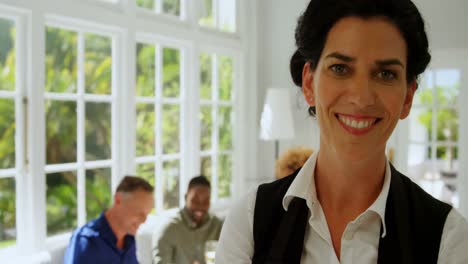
(117, 190), (154, 235)
(185, 185), (211, 225)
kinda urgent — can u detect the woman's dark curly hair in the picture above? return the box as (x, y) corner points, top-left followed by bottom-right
(290, 0), (431, 116)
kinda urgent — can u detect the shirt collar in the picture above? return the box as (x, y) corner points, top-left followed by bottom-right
(99, 211), (135, 249)
(367, 160), (391, 238)
(282, 151), (319, 212)
(281, 151), (391, 238)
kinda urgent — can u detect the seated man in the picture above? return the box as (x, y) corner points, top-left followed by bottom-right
(154, 176), (223, 264)
(64, 176), (154, 264)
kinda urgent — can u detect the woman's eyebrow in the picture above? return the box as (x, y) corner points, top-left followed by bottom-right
(324, 52), (355, 62)
(375, 58), (405, 68)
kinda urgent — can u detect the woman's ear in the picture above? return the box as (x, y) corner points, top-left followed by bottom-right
(400, 80), (417, 119)
(302, 62), (315, 107)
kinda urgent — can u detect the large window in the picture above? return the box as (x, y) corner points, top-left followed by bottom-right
(45, 25), (114, 235)
(0, 16), (18, 249)
(407, 69), (461, 207)
(135, 40), (184, 212)
(0, 0), (246, 260)
(199, 52), (235, 200)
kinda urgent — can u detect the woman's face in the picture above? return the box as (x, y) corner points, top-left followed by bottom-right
(302, 16), (416, 161)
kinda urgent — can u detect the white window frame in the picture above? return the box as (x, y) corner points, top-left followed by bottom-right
(198, 0), (239, 35)
(43, 16), (122, 230)
(196, 45), (240, 202)
(395, 48), (468, 217)
(405, 68), (461, 206)
(135, 0), (187, 22)
(0, 0), (253, 261)
(134, 33), (189, 212)
(0, 6), (27, 258)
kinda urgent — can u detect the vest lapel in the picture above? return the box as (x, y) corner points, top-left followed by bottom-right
(378, 165), (414, 264)
(266, 197), (308, 264)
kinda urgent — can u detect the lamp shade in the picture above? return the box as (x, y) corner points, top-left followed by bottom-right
(259, 88), (295, 140)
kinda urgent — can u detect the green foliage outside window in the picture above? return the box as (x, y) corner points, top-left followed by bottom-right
(199, 0), (214, 27)
(46, 171), (77, 236)
(136, 0), (180, 16)
(86, 168), (112, 221)
(0, 18), (16, 248)
(417, 86), (459, 159)
(44, 27), (113, 235)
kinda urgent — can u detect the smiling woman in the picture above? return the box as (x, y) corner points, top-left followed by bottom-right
(216, 0), (468, 263)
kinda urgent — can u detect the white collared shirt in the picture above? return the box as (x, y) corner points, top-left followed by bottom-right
(215, 151), (468, 264)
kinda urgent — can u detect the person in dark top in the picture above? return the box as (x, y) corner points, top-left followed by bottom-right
(64, 176), (154, 264)
(216, 0), (468, 263)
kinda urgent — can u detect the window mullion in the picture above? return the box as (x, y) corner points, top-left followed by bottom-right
(77, 32), (86, 226)
(26, 8), (47, 255)
(12, 12), (27, 254)
(212, 54), (219, 201)
(155, 44), (163, 212)
(213, 0), (219, 29)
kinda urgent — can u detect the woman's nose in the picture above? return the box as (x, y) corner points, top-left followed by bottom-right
(346, 75), (376, 108)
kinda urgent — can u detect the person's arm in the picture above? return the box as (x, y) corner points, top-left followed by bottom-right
(437, 209), (468, 264)
(215, 188), (257, 264)
(63, 234), (91, 264)
(153, 228), (175, 264)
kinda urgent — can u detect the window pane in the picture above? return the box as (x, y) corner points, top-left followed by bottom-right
(199, 0), (214, 27)
(218, 56), (233, 101)
(162, 48), (180, 98)
(200, 106), (212, 151)
(86, 168), (112, 221)
(436, 108), (458, 143)
(86, 102), (112, 161)
(0, 18), (15, 92)
(136, 43), (155, 97)
(407, 143), (432, 179)
(162, 104), (180, 154)
(0, 177), (16, 248)
(200, 156), (212, 182)
(0, 98), (15, 169)
(218, 106), (232, 151)
(436, 145), (458, 169)
(85, 34), (112, 95)
(136, 103), (155, 157)
(163, 160), (179, 209)
(409, 106), (431, 143)
(46, 100), (77, 164)
(136, 0), (155, 9)
(218, 155), (231, 198)
(435, 69), (460, 107)
(219, 0), (236, 33)
(47, 171), (77, 236)
(46, 27), (77, 93)
(200, 53), (212, 100)
(136, 162), (155, 187)
(163, 0), (180, 16)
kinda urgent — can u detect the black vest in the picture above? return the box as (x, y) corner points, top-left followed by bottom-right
(252, 164), (452, 264)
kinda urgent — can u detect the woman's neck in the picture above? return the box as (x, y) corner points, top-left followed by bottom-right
(314, 148), (387, 214)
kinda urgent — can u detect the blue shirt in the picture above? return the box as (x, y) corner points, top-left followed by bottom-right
(63, 212), (138, 264)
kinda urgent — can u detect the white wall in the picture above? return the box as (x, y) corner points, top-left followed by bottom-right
(254, 0), (319, 185)
(254, 0), (468, 216)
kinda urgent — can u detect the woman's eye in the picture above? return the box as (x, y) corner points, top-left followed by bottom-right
(330, 64), (348, 75)
(377, 70), (397, 81)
